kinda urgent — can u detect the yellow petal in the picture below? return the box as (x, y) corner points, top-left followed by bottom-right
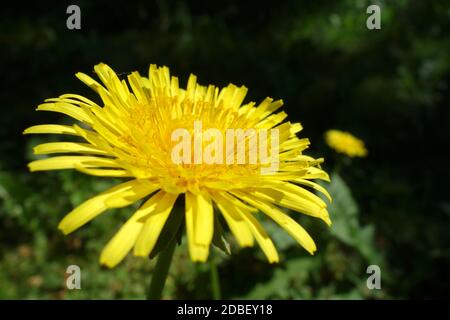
(94, 63), (130, 107)
(76, 72), (105, 93)
(185, 192), (209, 262)
(193, 192), (214, 247)
(59, 94), (99, 107)
(100, 192), (165, 268)
(233, 191), (317, 254)
(294, 178), (332, 203)
(72, 125), (117, 154)
(74, 165), (131, 177)
(134, 191), (178, 257)
(37, 102), (92, 124)
(58, 179), (157, 234)
(217, 192), (278, 262)
(127, 72), (150, 104)
(236, 205), (279, 263)
(250, 186), (331, 226)
(280, 138), (310, 152)
(303, 167), (331, 182)
(100, 190), (164, 268)
(249, 97), (283, 124)
(256, 111), (287, 129)
(212, 192), (254, 247)
(269, 181), (327, 208)
(100, 219), (143, 268)
(76, 71), (126, 117)
(23, 124), (78, 136)
(33, 142), (109, 156)
(28, 156), (121, 172)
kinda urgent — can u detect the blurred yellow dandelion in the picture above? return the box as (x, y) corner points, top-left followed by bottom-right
(325, 129), (368, 157)
(24, 63), (331, 268)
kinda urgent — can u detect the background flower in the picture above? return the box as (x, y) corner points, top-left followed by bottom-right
(325, 129), (368, 158)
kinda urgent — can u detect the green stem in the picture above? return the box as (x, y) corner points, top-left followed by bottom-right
(210, 252), (222, 300)
(147, 238), (177, 300)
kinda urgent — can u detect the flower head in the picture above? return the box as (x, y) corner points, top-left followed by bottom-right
(325, 129), (368, 157)
(24, 63), (331, 268)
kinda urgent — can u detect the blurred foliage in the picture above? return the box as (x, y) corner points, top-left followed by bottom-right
(1, 0), (449, 299)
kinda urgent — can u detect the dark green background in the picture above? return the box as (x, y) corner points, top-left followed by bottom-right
(1, 0), (449, 299)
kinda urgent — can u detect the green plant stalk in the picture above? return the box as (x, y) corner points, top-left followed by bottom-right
(210, 252), (222, 300)
(147, 238), (177, 300)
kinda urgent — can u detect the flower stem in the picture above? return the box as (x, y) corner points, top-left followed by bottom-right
(210, 252), (222, 300)
(147, 239), (177, 300)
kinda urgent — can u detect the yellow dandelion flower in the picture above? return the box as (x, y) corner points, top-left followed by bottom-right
(325, 129), (368, 157)
(24, 63), (332, 268)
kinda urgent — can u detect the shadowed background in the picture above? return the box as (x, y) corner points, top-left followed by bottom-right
(0, 0), (449, 299)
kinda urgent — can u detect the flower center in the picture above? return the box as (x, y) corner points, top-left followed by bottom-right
(111, 96), (277, 193)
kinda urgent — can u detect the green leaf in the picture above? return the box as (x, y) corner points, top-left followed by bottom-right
(212, 211), (231, 255)
(149, 205), (184, 260)
(320, 172), (382, 265)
